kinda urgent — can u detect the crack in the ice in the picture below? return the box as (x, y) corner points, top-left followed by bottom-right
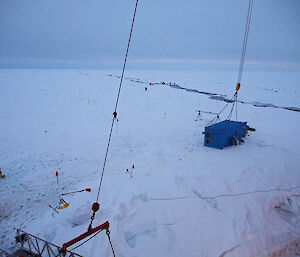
(146, 186), (300, 202)
(218, 243), (243, 257)
(107, 74), (300, 113)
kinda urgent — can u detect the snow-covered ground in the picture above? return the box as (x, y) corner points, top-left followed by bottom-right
(0, 69), (300, 257)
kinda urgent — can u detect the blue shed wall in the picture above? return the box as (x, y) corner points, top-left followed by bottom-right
(204, 120), (247, 149)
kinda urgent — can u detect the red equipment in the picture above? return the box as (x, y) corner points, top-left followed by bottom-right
(62, 221), (109, 253)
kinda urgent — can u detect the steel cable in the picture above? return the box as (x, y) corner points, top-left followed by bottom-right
(96, 0), (140, 202)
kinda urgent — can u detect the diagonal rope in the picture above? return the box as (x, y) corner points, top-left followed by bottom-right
(235, 97), (238, 121)
(206, 95), (235, 126)
(234, 0), (253, 120)
(208, 0), (253, 124)
(226, 96), (237, 120)
(69, 230), (103, 252)
(237, 0), (253, 84)
(106, 230), (116, 257)
(96, 0), (139, 202)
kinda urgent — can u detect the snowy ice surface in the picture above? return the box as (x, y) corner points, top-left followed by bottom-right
(0, 69), (300, 257)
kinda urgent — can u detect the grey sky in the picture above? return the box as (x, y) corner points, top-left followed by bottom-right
(0, 0), (300, 69)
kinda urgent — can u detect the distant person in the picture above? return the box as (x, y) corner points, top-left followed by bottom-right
(0, 168), (5, 178)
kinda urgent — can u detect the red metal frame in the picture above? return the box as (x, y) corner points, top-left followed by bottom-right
(62, 221), (109, 252)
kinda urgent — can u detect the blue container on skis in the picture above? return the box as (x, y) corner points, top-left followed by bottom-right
(204, 120), (248, 149)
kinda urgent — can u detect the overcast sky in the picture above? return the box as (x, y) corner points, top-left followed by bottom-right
(0, 0), (300, 69)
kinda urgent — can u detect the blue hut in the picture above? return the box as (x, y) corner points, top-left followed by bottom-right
(204, 120), (248, 149)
